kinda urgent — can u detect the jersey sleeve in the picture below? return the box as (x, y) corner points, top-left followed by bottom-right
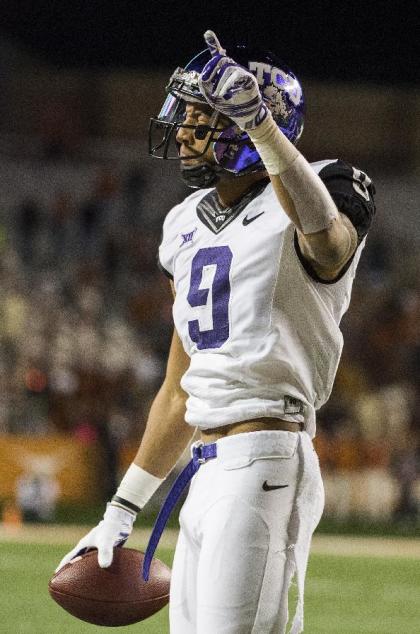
(156, 188), (211, 280)
(157, 209), (178, 280)
(157, 231), (174, 279)
(317, 159), (376, 242)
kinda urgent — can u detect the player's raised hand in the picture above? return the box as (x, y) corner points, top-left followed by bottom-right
(204, 31), (226, 57)
(198, 30), (269, 131)
(55, 504), (136, 572)
(203, 30), (226, 58)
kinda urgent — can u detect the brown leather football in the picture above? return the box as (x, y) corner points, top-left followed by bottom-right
(48, 548), (171, 626)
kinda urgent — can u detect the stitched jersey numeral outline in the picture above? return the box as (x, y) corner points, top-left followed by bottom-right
(187, 246), (232, 349)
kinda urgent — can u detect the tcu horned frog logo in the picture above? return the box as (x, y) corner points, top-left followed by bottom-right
(248, 61), (303, 119)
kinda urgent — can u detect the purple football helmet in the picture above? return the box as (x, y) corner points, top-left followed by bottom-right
(149, 44), (305, 187)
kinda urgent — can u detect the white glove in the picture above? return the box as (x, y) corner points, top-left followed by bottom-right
(198, 30), (268, 131)
(55, 503), (136, 572)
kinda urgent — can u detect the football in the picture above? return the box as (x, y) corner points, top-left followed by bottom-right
(48, 547), (171, 626)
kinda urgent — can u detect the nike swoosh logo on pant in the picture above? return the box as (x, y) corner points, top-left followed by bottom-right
(262, 481), (289, 491)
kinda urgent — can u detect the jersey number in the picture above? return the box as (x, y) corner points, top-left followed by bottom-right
(187, 246), (232, 349)
(352, 167), (371, 202)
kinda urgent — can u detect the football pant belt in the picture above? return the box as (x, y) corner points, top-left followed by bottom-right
(142, 440), (217, 581)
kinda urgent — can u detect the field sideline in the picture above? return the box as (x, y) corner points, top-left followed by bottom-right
(1, 523), (420, 558)
(2, 526), (420, 633)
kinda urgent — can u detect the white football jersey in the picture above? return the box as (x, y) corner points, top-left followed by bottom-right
(159, 161), (366, 438)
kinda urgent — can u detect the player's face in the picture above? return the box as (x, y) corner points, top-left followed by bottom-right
(176, 103), (227, 166)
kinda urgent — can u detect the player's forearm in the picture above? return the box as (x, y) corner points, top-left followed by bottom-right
(267, 173), (303, 228)
(247, 115), (338, 235)
(247, 115), (359, 271)
(133, 379), (194, 479)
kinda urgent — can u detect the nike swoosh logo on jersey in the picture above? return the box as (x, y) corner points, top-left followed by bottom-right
(262, 481), (289, 491)
(242, 211), (265, 226)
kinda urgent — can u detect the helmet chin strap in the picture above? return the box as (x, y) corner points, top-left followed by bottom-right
(180, 158), (265, 189)
(180, 162), (221, 189)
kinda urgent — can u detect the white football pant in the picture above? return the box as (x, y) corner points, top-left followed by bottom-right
(169, 430), (324, 634)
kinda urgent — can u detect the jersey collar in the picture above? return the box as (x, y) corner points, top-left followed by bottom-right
(196, 179), (269, 234)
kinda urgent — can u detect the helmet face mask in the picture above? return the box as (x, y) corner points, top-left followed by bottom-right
(148, 91), (228, 162)
(148, 45), (305, 188)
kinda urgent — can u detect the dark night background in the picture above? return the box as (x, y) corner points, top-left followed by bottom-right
(0, 0), (419, 82)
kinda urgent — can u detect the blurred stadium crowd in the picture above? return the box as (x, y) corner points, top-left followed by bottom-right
(0, 40), (419, 522)
(0, 138), (419, 522)
(0, 149), (184, 440)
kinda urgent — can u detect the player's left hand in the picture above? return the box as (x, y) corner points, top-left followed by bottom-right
(55, 503), (135, 572)
(198, 30), (269, 131)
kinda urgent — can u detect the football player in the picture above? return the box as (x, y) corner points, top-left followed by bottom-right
(57, 31), (376, 633)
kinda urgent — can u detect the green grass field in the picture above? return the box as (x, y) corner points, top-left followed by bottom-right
(1, 541), (420, 634)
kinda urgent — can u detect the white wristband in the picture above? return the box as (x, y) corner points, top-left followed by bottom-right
(115, 463), (164, 511)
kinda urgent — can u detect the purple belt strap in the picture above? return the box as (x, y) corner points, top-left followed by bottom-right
(142, 441), (217, 581)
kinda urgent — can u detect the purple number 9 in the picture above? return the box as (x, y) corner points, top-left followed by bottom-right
(187, 246), (232, 349)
